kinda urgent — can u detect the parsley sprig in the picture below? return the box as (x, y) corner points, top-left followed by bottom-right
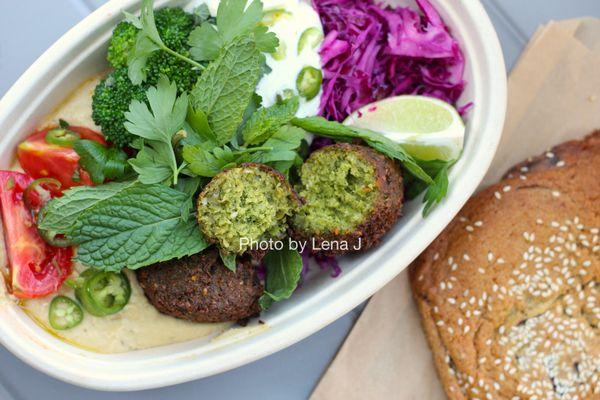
(124, 76), (188, 185)
(125, 0), (205, 85)
(188, 0), (279, 62)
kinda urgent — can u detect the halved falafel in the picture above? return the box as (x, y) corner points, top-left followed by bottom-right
(136, 249), (263, 323)
(197, 163), (301, 256)
(291, 143), (403, 255)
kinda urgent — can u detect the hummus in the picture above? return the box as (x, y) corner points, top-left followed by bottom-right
(2, 77), (231, 353)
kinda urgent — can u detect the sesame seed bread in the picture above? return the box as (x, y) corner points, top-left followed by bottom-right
(410, 132), (600, 400)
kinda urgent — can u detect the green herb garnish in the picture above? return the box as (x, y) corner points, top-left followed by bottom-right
(259, 246), (303, 310)
(188, 0), (278, 62)
(125, 76), (188, 185)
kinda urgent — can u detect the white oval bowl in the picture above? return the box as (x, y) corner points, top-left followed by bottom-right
(0, 0), (506, 391)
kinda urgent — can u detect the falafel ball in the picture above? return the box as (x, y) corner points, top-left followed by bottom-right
(197, 163), (301, 256)
(291, 143), (403, 255)
(136, 249), (263, 323)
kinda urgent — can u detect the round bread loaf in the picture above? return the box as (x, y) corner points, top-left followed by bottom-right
(410, 132), (600, 400)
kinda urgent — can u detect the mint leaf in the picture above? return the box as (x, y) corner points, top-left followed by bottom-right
(38, 181), (138, 234)
(74, 140), (129, 184)
(291, 117), (433, 184)
(70, 183), (209, 271)
(259, 247), (302, 310)
(242, 96), (299, 145)
(125, 76), (188, 185)
(191, 37), (262, 145)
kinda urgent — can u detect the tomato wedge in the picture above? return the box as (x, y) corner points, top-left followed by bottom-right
(0, 171), (73, 298)
(17, 126), (106, 189)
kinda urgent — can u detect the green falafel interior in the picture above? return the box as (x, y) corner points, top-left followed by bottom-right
(37, 0), (462, 315)
(293, 146), (377, 235)
(197, 164), (300, 256)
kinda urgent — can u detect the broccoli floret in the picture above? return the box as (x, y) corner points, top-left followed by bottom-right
(92, 68), (147, 147)
(107, 21), (138, 69)
(154, 7), (195, 49)
(105, 7), (199, 91)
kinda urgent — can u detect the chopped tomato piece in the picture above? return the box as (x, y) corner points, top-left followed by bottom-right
(0, 171), (73, 298)
(17, 126), (106, 189)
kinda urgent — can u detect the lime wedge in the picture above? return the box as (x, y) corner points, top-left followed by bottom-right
(344, 95), (465, 161)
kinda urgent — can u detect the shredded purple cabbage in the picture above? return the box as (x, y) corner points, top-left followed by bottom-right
(300, 250), (343, 284)
(314, 253), (342, 277)
(315, 0), (467, 121)
(308, 136), (335, 153)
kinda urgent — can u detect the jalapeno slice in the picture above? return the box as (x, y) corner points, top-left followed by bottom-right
(49, 296), (83, 330)
(23, 177), (61, 214)
(261, 9), (291, 26)
(75, 269), (131, 316)
(298, 27), (324, 54)
(296, 66), (323, 101)
(45, 128), (81, 148)
(271, 41), (287, 61)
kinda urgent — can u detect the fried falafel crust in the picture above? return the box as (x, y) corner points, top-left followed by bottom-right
(291, 143), (404, 256)
(137, 249), (263, 323)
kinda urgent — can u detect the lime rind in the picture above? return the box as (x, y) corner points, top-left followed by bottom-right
(344, 95), (465, 162)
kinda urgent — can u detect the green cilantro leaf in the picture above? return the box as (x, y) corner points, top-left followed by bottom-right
(182, 144), (271, 177)
(259, 246), (303, 310)
(242, 96), (299, 145)
(217, 0), (263, 42)
(188, 0), (278, 62)
(73, 140), (130, 184)
(188, 24), (223, 62)
(193, 4), (211, 23)
(191, 37), (262, 145)
(253, 25), (279, 53)
(124, 75), (188, 185)
(182, 145), (238, 177)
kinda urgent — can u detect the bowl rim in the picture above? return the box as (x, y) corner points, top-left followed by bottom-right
(0, 0), (506, 391)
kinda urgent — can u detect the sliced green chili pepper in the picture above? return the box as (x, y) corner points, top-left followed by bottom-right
(261, 9), (291, 26)
(271, 41), (287, 61)
(298, 27), (324, 54)
(45, 128), (81, 148)
(38, 228), (72, 248)
(49, 296), (83, 330)
(276, 89), (296, 103)
(75, 269), (131, 316)
(296, 66), (323, 101)
(23, 177), (61, 215)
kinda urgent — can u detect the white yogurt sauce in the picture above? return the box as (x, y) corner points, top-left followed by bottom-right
(188, 0), (324, 116)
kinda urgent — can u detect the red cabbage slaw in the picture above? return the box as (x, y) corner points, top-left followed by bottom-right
(315, 0), (468, 121)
